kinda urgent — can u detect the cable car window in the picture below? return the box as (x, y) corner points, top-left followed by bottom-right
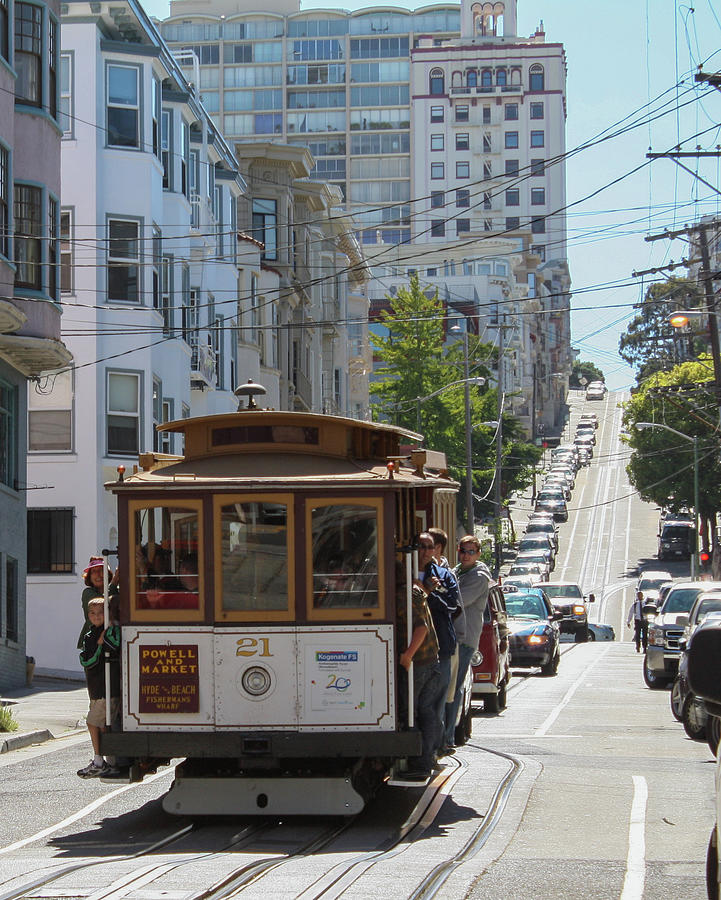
(212, 424), (319, 447)
(310, 502), (380, 611)
(219, 499), (289, 612)
(131, 503), (202, 615)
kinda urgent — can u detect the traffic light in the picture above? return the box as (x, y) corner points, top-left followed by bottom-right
(700, 550), (711, 571)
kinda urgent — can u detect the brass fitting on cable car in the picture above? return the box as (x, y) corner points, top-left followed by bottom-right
(234, 379), (267, 410)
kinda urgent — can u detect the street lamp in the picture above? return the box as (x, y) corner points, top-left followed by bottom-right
(669, 310), (721, 428)
(635, 421), (699, 579)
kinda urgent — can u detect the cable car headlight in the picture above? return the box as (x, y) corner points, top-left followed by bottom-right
(471, 650), (483, 666)
(241, 666), (272, 697)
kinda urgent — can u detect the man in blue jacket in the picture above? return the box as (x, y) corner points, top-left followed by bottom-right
(415, 532), (460, 756)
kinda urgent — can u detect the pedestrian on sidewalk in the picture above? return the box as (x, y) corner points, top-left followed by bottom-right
(77, 597), (120, 778)
(627, 590), (648, 653)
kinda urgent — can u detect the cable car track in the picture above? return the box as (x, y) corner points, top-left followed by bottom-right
(0, 820), (270, 900)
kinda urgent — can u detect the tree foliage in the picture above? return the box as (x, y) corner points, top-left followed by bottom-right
(569, 360), (605, 388)
(622, 356), (721, 524)
(618, 277), (705, 386)
(370, 276), (541, 520)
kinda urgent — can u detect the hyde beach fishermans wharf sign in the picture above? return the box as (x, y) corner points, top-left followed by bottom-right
(138, 645), (200, 713)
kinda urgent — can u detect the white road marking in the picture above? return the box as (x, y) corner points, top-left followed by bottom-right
(620, 775), (648, 900)
(0, 768), (173, 856)
(534, 645), (611, 736)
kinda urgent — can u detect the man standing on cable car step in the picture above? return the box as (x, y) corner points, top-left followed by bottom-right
(415, 532), (460, 755)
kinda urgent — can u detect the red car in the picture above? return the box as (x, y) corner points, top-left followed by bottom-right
(471, 584), (511, 713)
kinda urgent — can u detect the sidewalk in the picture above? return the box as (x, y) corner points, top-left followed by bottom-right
(0, 676), (88, 753)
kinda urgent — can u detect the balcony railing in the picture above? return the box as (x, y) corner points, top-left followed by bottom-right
(450, 83), (522, 96)
(190, 341), (216, 387)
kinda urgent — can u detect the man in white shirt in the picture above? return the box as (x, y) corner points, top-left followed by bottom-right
(627, 590), (648, 652)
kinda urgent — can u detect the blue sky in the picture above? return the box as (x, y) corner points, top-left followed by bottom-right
(144, 0), (721, 390)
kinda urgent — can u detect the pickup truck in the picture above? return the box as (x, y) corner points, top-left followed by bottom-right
(644, 581), (721, 688)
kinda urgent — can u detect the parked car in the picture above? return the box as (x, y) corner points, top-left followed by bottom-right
(515, 551), (553, 578)
(670, 615), (721, 740)
(543, 476), (571, 500)
(505, 590), (561, 675)
(658, 519), (695, 560)
(588, 622), (615, 641)
(552, 445), (579, 466)
(524, 518), (559, 550)
(534, 496), (568, 523)
(575, 426), (596, 444)
(579, 413), (598, 429)
(585, 384), (605, 400)
(636, 569), (674, 604)
(574, 435), (594, 457)
(683, 620), (721, 899)
(576, 447), (591, 467)
(548, 465), (576, 488)
(644, 581), (721, 688)
(518, 534), (556, 560)
(507, 561), (547, 582)
(542, 581), (594, 641)
(471, 584), (511, 713)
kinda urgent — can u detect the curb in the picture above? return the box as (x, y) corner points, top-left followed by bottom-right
(0, 729), (54, 754)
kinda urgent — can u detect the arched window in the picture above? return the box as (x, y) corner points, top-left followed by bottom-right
(467, 69), (477, 88)
(510, 67), (521, 85)
(529, 64), (544, 92)
(481, 68), (492, 88)
(496, 68), (507, 87)
(430, 68), (444, 96)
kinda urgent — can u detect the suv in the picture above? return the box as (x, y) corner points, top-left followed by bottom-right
(471, 585), (510, 713)
(541, 581), (594, 642)
(684, 622), (721, 898)
(657, 519), (695, 560)
(644, 580), (721, 688)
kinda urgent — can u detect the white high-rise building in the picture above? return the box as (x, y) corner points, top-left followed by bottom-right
(158, 0), (572, 432)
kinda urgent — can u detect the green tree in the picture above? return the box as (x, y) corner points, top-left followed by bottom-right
(618, 277), (704, 385)
(569, 360), (605, 388)
(622, 356), (721, 547)
(370, 276), (541, 521)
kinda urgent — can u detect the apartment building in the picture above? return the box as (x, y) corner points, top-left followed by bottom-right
(0, 0), (73, 687)
(158, 0), (572, 434)
(25, 0), (248, 673)
(234, 143), (370, 415)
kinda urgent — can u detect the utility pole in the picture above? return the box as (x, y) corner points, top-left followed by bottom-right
(461, 325), (474, 536)
(494, 318), (505, 575)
